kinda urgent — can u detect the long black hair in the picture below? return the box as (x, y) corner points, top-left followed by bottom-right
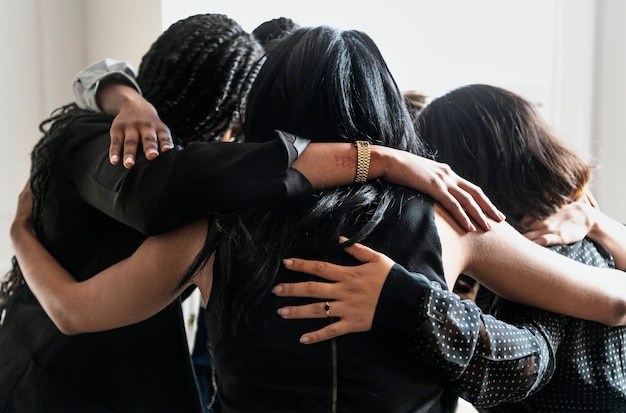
(188, 26), (430, 337)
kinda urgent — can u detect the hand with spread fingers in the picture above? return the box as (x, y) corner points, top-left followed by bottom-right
(100, 83), (173, 168)
(273, 237), (394, 345)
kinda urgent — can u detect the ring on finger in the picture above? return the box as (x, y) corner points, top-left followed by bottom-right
(324, 301), (331, 317)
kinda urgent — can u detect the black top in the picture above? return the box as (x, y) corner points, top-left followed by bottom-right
(0, 113), (311, 413)
(207, 190), (458, 413)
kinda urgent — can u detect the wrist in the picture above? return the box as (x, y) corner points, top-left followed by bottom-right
(10, 219), (33, 250)
(97, 83), (141, 116)
(368, 145), (391, 181)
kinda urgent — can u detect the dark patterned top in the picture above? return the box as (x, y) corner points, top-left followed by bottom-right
(373, 237), (624, 410)
(479, 238), (626, 412)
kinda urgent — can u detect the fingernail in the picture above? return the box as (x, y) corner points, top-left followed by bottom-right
(147, 149), (159, 158)
(272, 285), (283, 294)
(124, 155), (135, 167)
(283, 259), (293, 267)
(277, 307), (289, 316)
(339, 236), (348, 242)
(110, 154), (119, 164)
(300, 336), (310, 344)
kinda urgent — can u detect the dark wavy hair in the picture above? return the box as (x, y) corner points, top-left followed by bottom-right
(0, 13), (264, 321)
(417, 83), (592, 226)
(184, 26), (429, 337)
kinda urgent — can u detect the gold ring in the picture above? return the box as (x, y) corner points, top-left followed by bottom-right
(324, 301), (331, 317)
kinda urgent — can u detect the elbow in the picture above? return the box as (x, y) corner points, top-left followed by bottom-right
(48, 308), (87, 336)
(603, 296), (626, 327)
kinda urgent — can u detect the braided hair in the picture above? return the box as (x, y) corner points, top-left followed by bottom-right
(0, 103), (93, 322)
(138, 13), (264, 145)
(0, 13), (264, 321)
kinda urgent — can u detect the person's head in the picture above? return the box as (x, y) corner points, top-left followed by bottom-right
(243, 25), (426, 156)
(417, 83), (592, 225)
(138, 13), (264, 145)
(252, 17), (299, 50)
(201, 25), (429, 336)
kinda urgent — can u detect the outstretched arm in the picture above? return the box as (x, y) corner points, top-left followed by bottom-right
(275, 205), (626, 334)
(72, 63), (504, 232)
(293, 144), (504, 232)
(10, 182), (211, 334)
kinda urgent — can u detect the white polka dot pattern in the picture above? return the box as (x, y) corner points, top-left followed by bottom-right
(480, 238), (626, 412)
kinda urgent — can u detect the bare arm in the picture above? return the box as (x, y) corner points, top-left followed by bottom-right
(293, 143), (504, 232)
(274, 204), (626, 342)
(10, 183), (211, 335)
(435, 204), (626, 326)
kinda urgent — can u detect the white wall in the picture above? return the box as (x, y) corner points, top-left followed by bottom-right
(591, 0), (626, 224)
(0, 0), (624, 273)
(0, 0), (161, 272)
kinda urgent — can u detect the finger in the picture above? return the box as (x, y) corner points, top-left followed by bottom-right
(449, 183), (498, 231)
(276, 300), (335, 319)
(533, 233), (560, 246)
(522, 230), (556, 246)
(109, 131), (123, 165)
(282, 258), (345, 282)
(299, 322), (352, 344)
(122, 133), (140, 169)
(461, 181), (505, 222)
(518, 214), (537, 229)
(521, 228), (541, 241)
(440, 194), (477, 232)
(157, 128), (173, 153)
(139, 126), (159, 160)
(273, 280), (337, 298)
(338, 237), (389, 265)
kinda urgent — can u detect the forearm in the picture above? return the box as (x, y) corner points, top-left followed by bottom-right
(11, 221), (79, 334)
(587, 208), (626, 270)
(96, 82), (143, 117)
(292, 142), (391, 188)
(372, 265), (556, 406)
(73, 58), (140, 112)
(294, 143), (502, 232)
(68, 123), (310, 235)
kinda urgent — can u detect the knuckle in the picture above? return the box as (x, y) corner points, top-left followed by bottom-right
(124, 136), (139, 146)
(313, 262), (327, 273)
(304, 282), (319, 295)
(286, 306), (299, 317)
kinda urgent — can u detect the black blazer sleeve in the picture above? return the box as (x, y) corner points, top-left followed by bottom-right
(62, 115), (313, 235)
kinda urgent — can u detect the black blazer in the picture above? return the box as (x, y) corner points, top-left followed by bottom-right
(0, 113), (311, 413)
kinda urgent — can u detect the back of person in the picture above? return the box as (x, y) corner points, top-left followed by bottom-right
(0, 113), (201, 413)
(207, 189), (457, 412)
(201, 25), (458, 413)
(417, 83), (626, 412)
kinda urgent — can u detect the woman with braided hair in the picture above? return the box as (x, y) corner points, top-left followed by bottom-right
(0, 13), (267, 413)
